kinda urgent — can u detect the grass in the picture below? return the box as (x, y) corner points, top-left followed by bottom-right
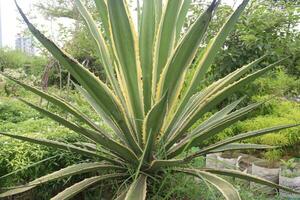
(145, 156), (285, 199)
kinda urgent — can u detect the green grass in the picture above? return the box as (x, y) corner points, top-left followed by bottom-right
(146, 157), (286, 199)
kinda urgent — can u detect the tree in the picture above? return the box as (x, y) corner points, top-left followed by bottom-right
(34, 0), (107, 84)
(187, 0), (300, 82)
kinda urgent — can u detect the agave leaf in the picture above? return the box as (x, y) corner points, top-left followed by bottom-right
(156, 0), (218, 109)
(0, 132), (119, 164)
(0, 155), (58, 180)
(188, 58), (286, 123)
(190, 96), (245, 134)
(74, 142), (122, 162)
(175, 0), (192, 42)
(15, 0), (141, 153)
(15, 1), (118, 122)
(74, 84), (142, 155)
(163, 55), (266, 142)
(93, 0), (116, 72)
(136, 0), (141, 27)
(170, 96), (245, 145)
(19, 99), (139, 164)
(134, 140), (149, 180)
(217, 55), (267, 85)
(125, 174), (147, 200)
(76, 129), (140, 165)
(114, 189), (127, 200)
(152, 0), (184, 93)
(143, 93), (168, 161)
(2, 75), (101, 132)
(200, 168), (300, 194)
(147, 159), (185, 172)
(186, 57), (288, 126)
(18, 98), (105, 139)
(185, 101), (262, 141)
(161, 0), (252, 140)
(75, 0), (122, 99)
(154, 0), (162, 28)
(0, 162), (123, 198)
(51, 173), (126, 200)
(107, 0), (144, 141)
(75, 84), (127, 143)
(179, 0), (250, 111)
(15, 1), (143, 154)
(161, 92), (240, 144)
(156, 1), (217, 107)
(0, 186), (34, 198)
(167, 102), (263, 157)
(208, 143), (276, 153)
(31, 163), (123, 184)
(187, 123), (300, 160)
(94, 0), (110, 40)
(179, 168), (241, 200)
(165, 57), (287, 151)
(139, 0), (157, 112)
(74, 142), (97, 151)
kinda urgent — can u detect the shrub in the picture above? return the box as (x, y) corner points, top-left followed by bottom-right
(249, 68), (300, 97)
(0, 116), (86, 199)
(0, 48), (47, 75)
(216, 98), (300, 158)
(0, 99), (40, 123)
(0, 90), (92, 195)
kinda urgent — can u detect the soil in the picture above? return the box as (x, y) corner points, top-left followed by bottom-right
(254, 160), (280, 169)
(220, 151), (240, 159)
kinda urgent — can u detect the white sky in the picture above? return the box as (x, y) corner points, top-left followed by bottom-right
(0, 0), (37, 47)
(0, 0), (240, 48)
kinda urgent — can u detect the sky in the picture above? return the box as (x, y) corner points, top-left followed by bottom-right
(0, 0), (38, 48)
(0, 0), (240, 48)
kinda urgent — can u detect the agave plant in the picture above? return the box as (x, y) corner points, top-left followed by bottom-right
(0, 0), (299, 199)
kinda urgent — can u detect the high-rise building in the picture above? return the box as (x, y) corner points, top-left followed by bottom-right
(0, 1), (3, 48)
(15, 34), (35, 55)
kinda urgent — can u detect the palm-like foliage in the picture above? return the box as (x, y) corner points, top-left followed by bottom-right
(1, 0), (299, 199)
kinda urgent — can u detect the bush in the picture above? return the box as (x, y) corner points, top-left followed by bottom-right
(0, 110), (87, 198)
(0, 99), (40, 123)
(248, 68), (300, 97)
(217, 98), (300, 156)
(0, 89), (93, 195)
(0, 48), (47, 76)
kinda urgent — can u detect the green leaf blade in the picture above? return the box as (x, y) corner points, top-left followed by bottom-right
(152, 0), (184, 94)
(179, 168), (241, 200)
(143, 93), (168, 161)
(175, 0), (192, 42)
(125, 175), (147, 200)
(75, 0), (121, 98)
(15, 0), (142, 154)
(190, 123), (300, 159)
(201, 168), (300, 195)
(182, 0), (250, 106)
(108, 0), (144, 141)
(0, 162), (122, 198)
(51, 174), (126, 200)
(139, 0), (157, 113)
(156, 0), (218, 109)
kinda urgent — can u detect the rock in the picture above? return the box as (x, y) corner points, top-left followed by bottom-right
(251, 161), (280, 195)
(205, 153), (221, 168)
(279, 167), (300, 198)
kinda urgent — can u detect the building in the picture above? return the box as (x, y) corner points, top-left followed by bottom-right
(15, 34), (35, 55)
